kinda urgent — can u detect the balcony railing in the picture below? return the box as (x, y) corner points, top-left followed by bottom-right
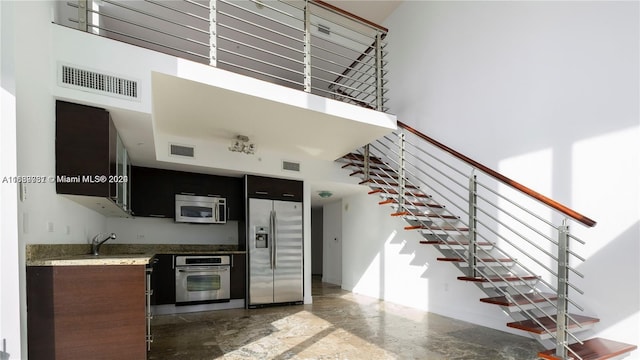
(56, 0), (389, 112)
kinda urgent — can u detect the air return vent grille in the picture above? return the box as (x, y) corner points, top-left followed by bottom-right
(170, 144), (195, 158)
(317, 24), (331, 36)
(58, 64), (139, 100)
(282, 161), (301, 172)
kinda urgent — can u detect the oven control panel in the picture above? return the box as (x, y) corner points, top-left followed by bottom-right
(175, 255), (230, 266)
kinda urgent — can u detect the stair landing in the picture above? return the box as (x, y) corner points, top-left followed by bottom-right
(538, 338), (637, 360)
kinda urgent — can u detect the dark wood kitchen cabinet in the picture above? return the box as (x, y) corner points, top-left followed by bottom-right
(55, 100), (131, 215)
(150, 254), (176, 305)
(246, 175), (303, 202)
(56, 100), (115, 198)
(230, 253), (246, 300)
(130, 166), (175, 218)
(27, 265), (147, 360)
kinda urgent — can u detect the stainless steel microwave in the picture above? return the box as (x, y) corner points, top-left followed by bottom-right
(175, 194), (226, 224)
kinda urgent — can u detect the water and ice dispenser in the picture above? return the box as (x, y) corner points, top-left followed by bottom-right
(255, 226), (269, 248)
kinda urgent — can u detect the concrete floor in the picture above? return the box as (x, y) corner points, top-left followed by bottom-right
(148, 278), (543, 359)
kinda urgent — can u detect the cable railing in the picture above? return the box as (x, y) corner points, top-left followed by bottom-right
(56, 0), (389, 111)
(348, 121), (597, 360)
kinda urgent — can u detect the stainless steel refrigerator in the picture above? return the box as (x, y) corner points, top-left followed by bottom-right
(248, 198), (303, 307)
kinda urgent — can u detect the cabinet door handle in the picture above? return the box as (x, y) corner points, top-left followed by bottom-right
(149, 214), (165, 218)
(255, 191), (268, 195)
(180, 192), (196, 196)
(207, 194), (221, 197)
(282, 193), (295, 197)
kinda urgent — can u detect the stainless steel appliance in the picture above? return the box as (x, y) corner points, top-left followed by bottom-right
(248, 198), (303, 307)
(175, 194), (226, 224)
(175, 255), (230, 304)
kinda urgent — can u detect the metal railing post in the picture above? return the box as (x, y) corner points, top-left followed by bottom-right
(303, 0), (312, 93)
(77, 0), (88, 31)
(398, 132), (406, 207)
(468, 173), (478, 277)
(556, 220), (570, 359)
(363, 144), (370, 182)
(375, 31), (383, 111)
(209, 0), (217, 67)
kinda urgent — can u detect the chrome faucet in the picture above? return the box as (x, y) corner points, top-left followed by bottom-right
(91, 232), (116, 256)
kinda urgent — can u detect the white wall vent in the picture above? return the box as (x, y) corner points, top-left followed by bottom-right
(282, 160), (301, 172)
(58, 63), (139, 100)
(169, 144), (195, 158)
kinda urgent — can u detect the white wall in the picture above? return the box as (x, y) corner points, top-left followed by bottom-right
(322, 200), (342, 285)
(373, 0), (639, 345)
(0, 1), (22, 358)
(341, 192), (517, 331)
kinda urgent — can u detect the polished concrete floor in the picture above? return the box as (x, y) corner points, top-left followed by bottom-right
(148, 278), (543, 359)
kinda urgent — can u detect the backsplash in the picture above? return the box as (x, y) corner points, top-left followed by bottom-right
(107, 217), (241, 245)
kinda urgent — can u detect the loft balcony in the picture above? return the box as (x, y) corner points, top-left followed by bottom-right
(52, 0), (396, 177)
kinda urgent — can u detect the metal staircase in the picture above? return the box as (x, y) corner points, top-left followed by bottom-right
(338, 122), (637, 360)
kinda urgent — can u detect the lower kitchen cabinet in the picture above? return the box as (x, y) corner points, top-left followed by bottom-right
(27, 265), (147, 360)
(151, 254), (176, 305)
(230, 254), (246, 300)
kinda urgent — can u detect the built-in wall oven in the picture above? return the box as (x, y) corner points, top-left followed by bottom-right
(175, 255), (230, 305)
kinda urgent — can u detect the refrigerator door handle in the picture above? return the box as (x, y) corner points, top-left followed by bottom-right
(272, 210), (277, 269)
(269, 210), (275, 270)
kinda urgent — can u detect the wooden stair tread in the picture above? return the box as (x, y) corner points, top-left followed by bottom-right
(538, 338), (637, 360)
(406, 225), (468, 231)
(507, 314), (599, 334)
(392, 211), (458, 219)
(369, 189), (430, 198)
(342, 162), (392, 171)
(438, 257), (512, 263)
(360, 179), (418, 188)
(351, 170), (399, 179)
(420, 240), (492, 245)
(341, 153), (386, 165)
(458, 275), (539, 283)
(380, 199), (443, 208)
(480, 292), (557, 307)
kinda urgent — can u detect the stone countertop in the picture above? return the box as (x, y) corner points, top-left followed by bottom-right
(28, 254), (154, 266)
(26, 244), (246, 266)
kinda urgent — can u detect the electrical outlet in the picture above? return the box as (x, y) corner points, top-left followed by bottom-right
(137, 234), (145, 240)
(47, 221), (54, 232)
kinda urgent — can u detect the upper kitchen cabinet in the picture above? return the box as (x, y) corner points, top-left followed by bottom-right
(55, 100), (131, 217)
(246, 175), (303, 202)
(130, 166), (174, 218)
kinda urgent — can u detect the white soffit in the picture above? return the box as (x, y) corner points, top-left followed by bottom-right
(150, 69), (396, 161)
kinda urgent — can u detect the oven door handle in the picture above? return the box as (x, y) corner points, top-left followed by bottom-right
(176, 267), (229, 273)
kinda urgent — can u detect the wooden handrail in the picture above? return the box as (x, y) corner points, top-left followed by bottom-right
(397, 121), (597, 228)
(311, 0), (389, 33)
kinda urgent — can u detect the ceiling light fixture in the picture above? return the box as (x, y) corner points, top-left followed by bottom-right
(318, 191), (333, 198)
(229, 135), (256, 155)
